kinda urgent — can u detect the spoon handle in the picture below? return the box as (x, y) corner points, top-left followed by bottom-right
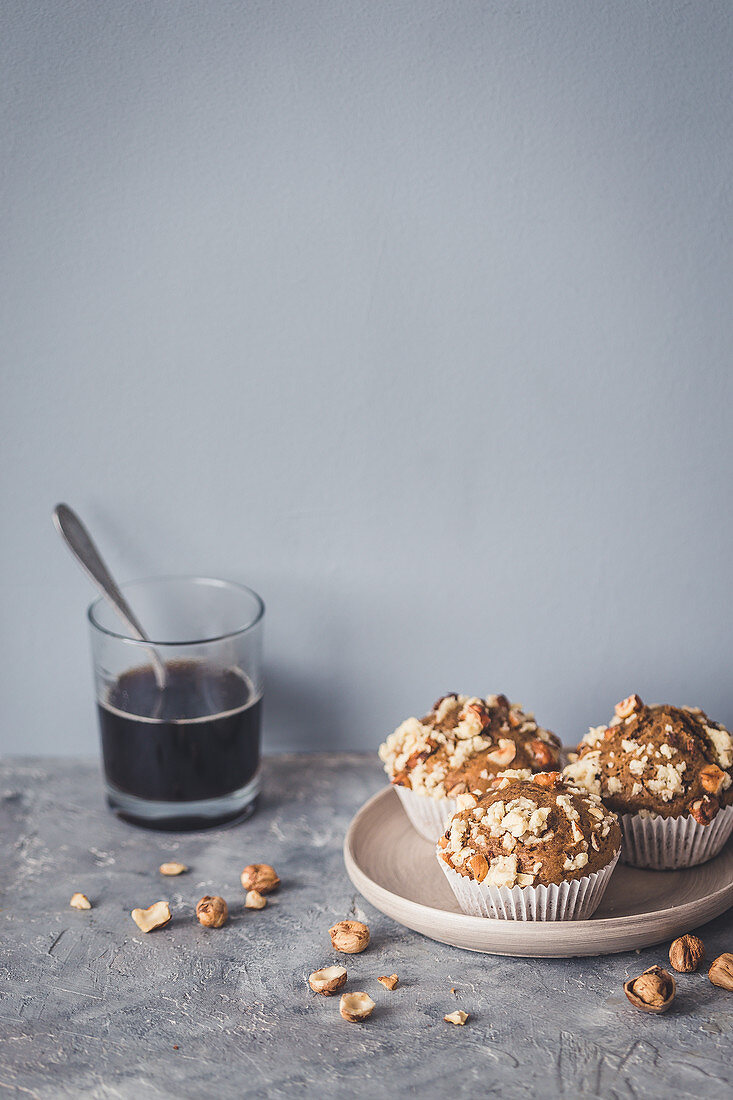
(53, 504), (166, 688)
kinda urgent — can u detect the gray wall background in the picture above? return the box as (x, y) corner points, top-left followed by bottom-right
(2, 1), (733, 757)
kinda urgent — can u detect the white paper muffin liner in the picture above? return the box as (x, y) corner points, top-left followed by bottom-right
(437, 848), (620, 921)
(619, 802), (733, 869)
(394, 785), (458, 843)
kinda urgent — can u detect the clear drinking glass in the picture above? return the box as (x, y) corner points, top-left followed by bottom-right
(88, 576), (264, 830)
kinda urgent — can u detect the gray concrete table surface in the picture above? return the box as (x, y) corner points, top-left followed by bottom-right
(1, 754), (731, 1100)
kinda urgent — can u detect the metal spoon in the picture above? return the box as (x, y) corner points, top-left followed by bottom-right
(52, 503), (167, 691)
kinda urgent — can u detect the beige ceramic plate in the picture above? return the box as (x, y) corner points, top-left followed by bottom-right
(344, 787), (733, 957)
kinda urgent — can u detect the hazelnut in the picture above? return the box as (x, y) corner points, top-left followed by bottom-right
(487, 738), (517, 766)
(455, 792), (478, 811)
(689, 794), (719, 826)
(623, 966), (676, 1013)
(329, 920), (370, 954)
(708, 953), (733, 990)
(615, 694), (643, 719)
(700, 764), (726, 797)
(669, 934), (705, 972)
(463, 702), (490, 729)
(447, 781), (468, 797)
(339, 991), (375, 1022)
(468, 852), (489, 883)
(529, 740), (556, 769)
(444, 1010), (469, 1025)
(69, 893), (91, 910)
(240, 864), (280, 895)
(308, 965), (347, 995)
(244, 889), (267, 910)
(533, 771), (562, 788)
(507, 710), (521, 728)
(405, 748), (433, 769)
(378, 974), (399, 990)
(196, 895), (228, 928)
(131, 901), (171, 933)
(159, 862), (187, 876)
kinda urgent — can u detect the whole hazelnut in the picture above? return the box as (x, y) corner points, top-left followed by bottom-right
(196, 895), (228, 928)
(240, 864), (280, 895)
(623, 966), (676, 1013)
(708, 953), (733, 990)
(329, 919), (370, 954)
(669, 934), (705, 973)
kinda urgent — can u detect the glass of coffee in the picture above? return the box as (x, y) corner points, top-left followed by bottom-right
(88, 576), (264, 830)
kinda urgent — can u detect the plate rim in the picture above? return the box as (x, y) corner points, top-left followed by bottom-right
(343, 786), (733, 955)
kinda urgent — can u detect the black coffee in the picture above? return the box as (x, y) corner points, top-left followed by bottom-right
(98, 660), (261, 808)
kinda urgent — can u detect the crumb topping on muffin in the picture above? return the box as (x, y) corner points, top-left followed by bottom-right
(378, 694), (561, 802)
(563, 696), (733, 822)
(437, 775), (620, 887)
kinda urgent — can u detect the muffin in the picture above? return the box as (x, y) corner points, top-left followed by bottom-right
(378, 693), (561, 841)
(437, 773), (621, 920)
(563, 694), (733, 868)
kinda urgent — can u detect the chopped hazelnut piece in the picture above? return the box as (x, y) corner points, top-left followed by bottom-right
(689, 795), (718, 825)
(240, 863), (280, 894)
(329, 920), (370, 954)
(308, 965), (347, 995)
(615, 695), (643, 719)
(529, 740), (556, 769)
(159, 862), (187, 876)
(463, 702), (490, 729)
(69, 893), (91, 910)
(377, 974), (399, 990)
(444, 1010), (469, 1025)
(468, 852), (488, 883)
(131, 901), (171, 933)
(196, 895), (228, 928)
(339, 991), (375, 1022)
(447, 781), (468, 797)
(700, 764), (726, 796)
(487, 738), (517, 766)
(244, 889), (267, 910)
(533, 771), (561, 788)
